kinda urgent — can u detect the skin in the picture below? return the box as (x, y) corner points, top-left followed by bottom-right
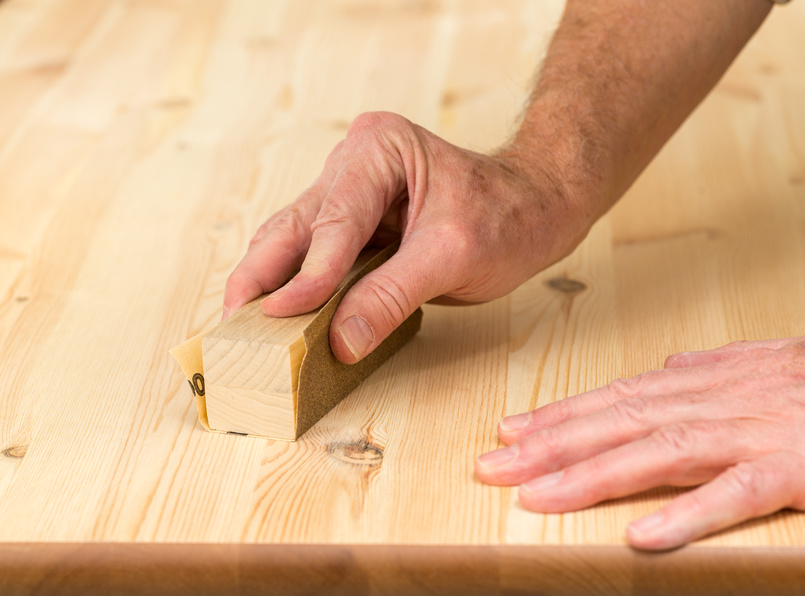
(222, 0), (805, 549)
(478, 337), (805, 550)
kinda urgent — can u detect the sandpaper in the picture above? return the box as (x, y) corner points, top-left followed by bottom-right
(296, 245), (424, 437)
(169, 331), (214, 431)
(170, 242), (423, 440)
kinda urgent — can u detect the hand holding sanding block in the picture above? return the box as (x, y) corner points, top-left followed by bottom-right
(170, 243), (424, 441)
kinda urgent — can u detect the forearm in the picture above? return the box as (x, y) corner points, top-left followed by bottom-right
(507, 0), (771, 223)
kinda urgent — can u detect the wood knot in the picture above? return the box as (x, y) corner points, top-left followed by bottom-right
(154, 96), (193, 110)
(3, 445), (28, 459)
(442, 90), (459, 108)
(758, 62), (778, 75)
(546, 277), (587, 294)
(328, 440), (383, 466)
(319, 119), (351, 131)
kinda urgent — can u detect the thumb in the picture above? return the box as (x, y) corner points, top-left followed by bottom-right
(329, 240), (445, 364)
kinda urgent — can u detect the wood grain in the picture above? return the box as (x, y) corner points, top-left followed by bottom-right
(202, 297), (313, 439)
(0, 0), (803, 592)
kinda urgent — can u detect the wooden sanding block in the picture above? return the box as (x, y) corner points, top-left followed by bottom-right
(170, 243), (423, 441)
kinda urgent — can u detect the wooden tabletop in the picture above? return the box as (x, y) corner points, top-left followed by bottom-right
(1, 0), (804, 594)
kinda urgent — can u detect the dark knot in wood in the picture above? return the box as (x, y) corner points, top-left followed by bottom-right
(3, 445), (28, 459)
(328, 440), (383, 466)
(546, 277), (587, 294)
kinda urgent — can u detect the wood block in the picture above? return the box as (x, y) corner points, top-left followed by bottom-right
(183, 243), (423, 440)
(201, 300), (315, 440)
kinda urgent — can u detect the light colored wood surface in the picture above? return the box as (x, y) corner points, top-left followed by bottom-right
(0, 0), (804, 592)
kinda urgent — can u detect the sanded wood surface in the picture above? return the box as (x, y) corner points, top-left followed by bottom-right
(0, 0), (804, 593)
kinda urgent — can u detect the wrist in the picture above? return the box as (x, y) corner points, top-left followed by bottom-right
(489, 117), (603, 271)
(496, 92), (613, 232)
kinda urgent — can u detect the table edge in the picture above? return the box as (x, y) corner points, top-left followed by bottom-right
(1, 542), (804, 596)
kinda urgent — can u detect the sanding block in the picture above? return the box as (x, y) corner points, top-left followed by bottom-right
(170, 243), (423, 440)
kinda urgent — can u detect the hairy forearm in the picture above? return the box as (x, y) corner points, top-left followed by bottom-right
(507, 0), (771, 223)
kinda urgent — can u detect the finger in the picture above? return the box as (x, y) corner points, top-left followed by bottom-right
(328, 233), (458, 363)
(664, 338), (792, 369)
(262, 148), (406, 318)
(497, 364), (730, 446)
(480, 401), (751, 488)
(513, 419), (767, 514)
(222, 142), (347, 319)
(222, 193), (322, 318)
(480, 385), (754, 487)
(627, 451), (805, 550)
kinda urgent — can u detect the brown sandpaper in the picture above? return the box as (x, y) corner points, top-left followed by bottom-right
(296, 244), (424, 437)
(170, 241), (423, 440)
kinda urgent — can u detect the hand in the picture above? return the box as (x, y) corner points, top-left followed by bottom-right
(475, 337), (805, 550)
(223, 111), (592, 364)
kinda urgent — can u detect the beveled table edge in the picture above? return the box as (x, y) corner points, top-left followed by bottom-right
(1, 542), (804, 596)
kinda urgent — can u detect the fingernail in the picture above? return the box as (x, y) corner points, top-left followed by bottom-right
(476, 445), (518, 469)
(627, 511), (665, 539)
(339, 315), (374, 360)
(521, 470), (564, 493)
(221, 307), (230, 321)
(499, 411), (532, 432)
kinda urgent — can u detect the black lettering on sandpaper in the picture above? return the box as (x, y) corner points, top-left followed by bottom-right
(192, 373), (205, 397)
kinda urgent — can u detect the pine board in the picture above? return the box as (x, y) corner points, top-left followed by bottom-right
(0, 0), (803, 593)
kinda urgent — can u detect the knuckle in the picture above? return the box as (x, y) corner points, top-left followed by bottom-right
(607, 376), (645, 400)
(322, 140), (346, 169)
(577, 456), (617, 502)
(726, 340), (752, 351)
(249, 221), (270, 247)
(722, 463), (766, 509)
(534, 428), (563, 459)
(583, 453), (608, 479)
(224, 270), (251, 295)
(267, 204), (310, 240)
(650, 424), (699, 456)
(345, 113), (415, 169)
(432, 221), (477, 264)
(349, 111), (407, 137)
(311, 198), (366, 238)
(664, 352), (693, 368)
(224, 272), (237, 292)
(314, 172), (388, 234)
(312, 202), (352, 227)
(779, 342), (805, 369)
(610, 396), (650, 428)
(358, 274), (414, 329)
(681, 490), (708, 520)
